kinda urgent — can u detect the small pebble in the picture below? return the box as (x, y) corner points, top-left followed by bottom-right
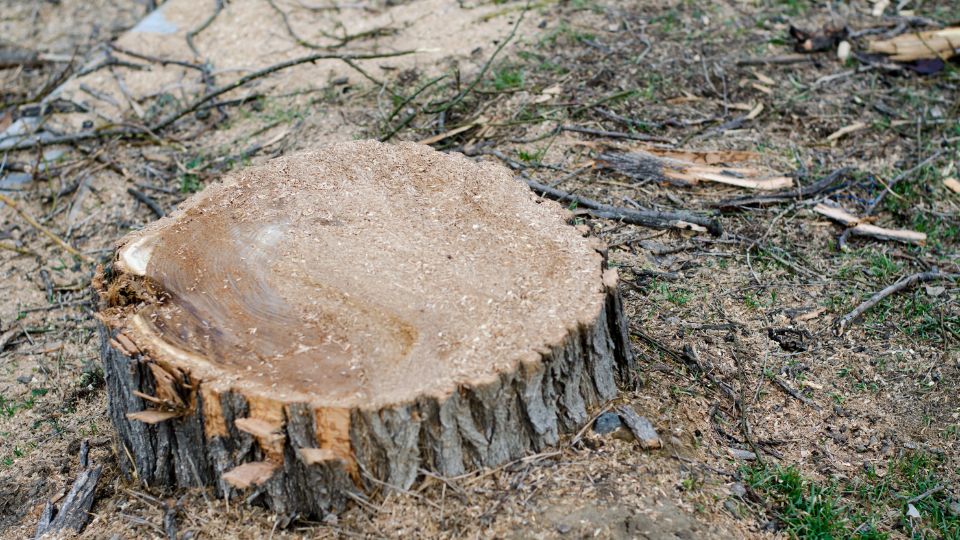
(17, 374), (32, 384)
(728, 448), (757, 461)
(593, 412), (624, 435)
(729, 482), (747, 498)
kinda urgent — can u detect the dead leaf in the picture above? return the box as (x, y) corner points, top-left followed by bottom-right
(925, 285), (946, 297)
(907, 503), (921, 519)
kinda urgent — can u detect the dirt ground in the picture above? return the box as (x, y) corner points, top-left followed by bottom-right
(1, 0), (959, 538)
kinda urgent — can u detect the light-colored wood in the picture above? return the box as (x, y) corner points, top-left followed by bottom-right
(813, 203), (927, 245)
(96, 141), (636, 517)
(868, 27), (960, 61)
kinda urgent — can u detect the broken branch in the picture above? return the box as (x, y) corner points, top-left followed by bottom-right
(0, 193), (93, 262)
(835, 270), (959, 335)
(525, 178), (723, 235)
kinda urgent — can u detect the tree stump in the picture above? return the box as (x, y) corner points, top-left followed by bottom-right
(95, 141), (635, 516)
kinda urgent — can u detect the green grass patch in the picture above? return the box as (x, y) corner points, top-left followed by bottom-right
(745, 450), (959, 539)
(492, 67), (524, 91)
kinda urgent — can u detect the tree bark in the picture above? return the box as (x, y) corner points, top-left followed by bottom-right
(97, 280), (635, 516)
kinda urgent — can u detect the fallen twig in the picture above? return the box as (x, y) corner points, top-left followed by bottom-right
(561, 125), (674, 144)
(151, 49), (418, 131)
(716, 168), (852, 208)
(109, 44), (207, 72)
(735, 54), (814, 66)
(525, 178), (723, 235)
(185, 0), (225, 59)
(771, 375), (821, 410)
(835, 270), (959, 335)
(865, 150), (944, 216)
(5, 49), (419, 150)
(814, 202), (926, 245)
(427, 4), (527, 114)
(0, 241), (38, 257)
(0, 193), (92, 262)
(127, 187), (165, 218)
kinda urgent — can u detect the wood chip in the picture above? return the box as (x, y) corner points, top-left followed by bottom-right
(752, 70), (776, 85)
(222, 461), (278, 489)
(943, 177), (960, 194)
(745, 102), (764, 120)
(126, 410), (180, 424)
(234, 417), (283, 438)
(826, 122), (867, 142)
(299, 448), (340, 465)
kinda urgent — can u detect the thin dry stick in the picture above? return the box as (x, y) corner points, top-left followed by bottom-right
(0, 193), (92, 262)
(151, 49), (418, 131)
(266, 0), (396, 50)
(185, 0), (225, 59)
(127, 187), (165, 218)
(835, 270), (959, 335)
(5, 49), (419, 150)
(427, 3), (528, 114)
(526, 178), (723, 235)
(865, 149), (944, 215)
(0, 241), (38, 257)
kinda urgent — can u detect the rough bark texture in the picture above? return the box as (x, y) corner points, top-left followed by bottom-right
(98, 282), (635, 518)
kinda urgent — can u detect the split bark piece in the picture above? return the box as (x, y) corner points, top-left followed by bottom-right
(867, 27), (960, 61)
(599, 151), (792, 191)
(616, 406), (661, 450)
(95, 141), (636, 518)
(35, 441), (102, 538)
(813, 203), (927, 245)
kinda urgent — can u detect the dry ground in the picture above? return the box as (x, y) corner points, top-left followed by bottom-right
(1, 0), (959, 538)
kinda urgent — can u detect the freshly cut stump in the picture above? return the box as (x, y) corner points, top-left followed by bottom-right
(96, 140), (635, 516)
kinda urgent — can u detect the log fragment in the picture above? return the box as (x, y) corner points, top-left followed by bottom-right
(35, 441), (102, 538)
(96, 141), (636, 517)
(867, 27), (960, 62)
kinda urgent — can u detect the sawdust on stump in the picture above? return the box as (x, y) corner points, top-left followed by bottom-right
(95, 140), (635, 516)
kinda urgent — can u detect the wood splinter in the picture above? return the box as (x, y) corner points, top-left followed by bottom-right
(96, 141), (636, 518)
(813, 202), (927, 245)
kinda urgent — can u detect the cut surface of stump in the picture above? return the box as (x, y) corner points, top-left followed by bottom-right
(96, 140), (635, 516)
